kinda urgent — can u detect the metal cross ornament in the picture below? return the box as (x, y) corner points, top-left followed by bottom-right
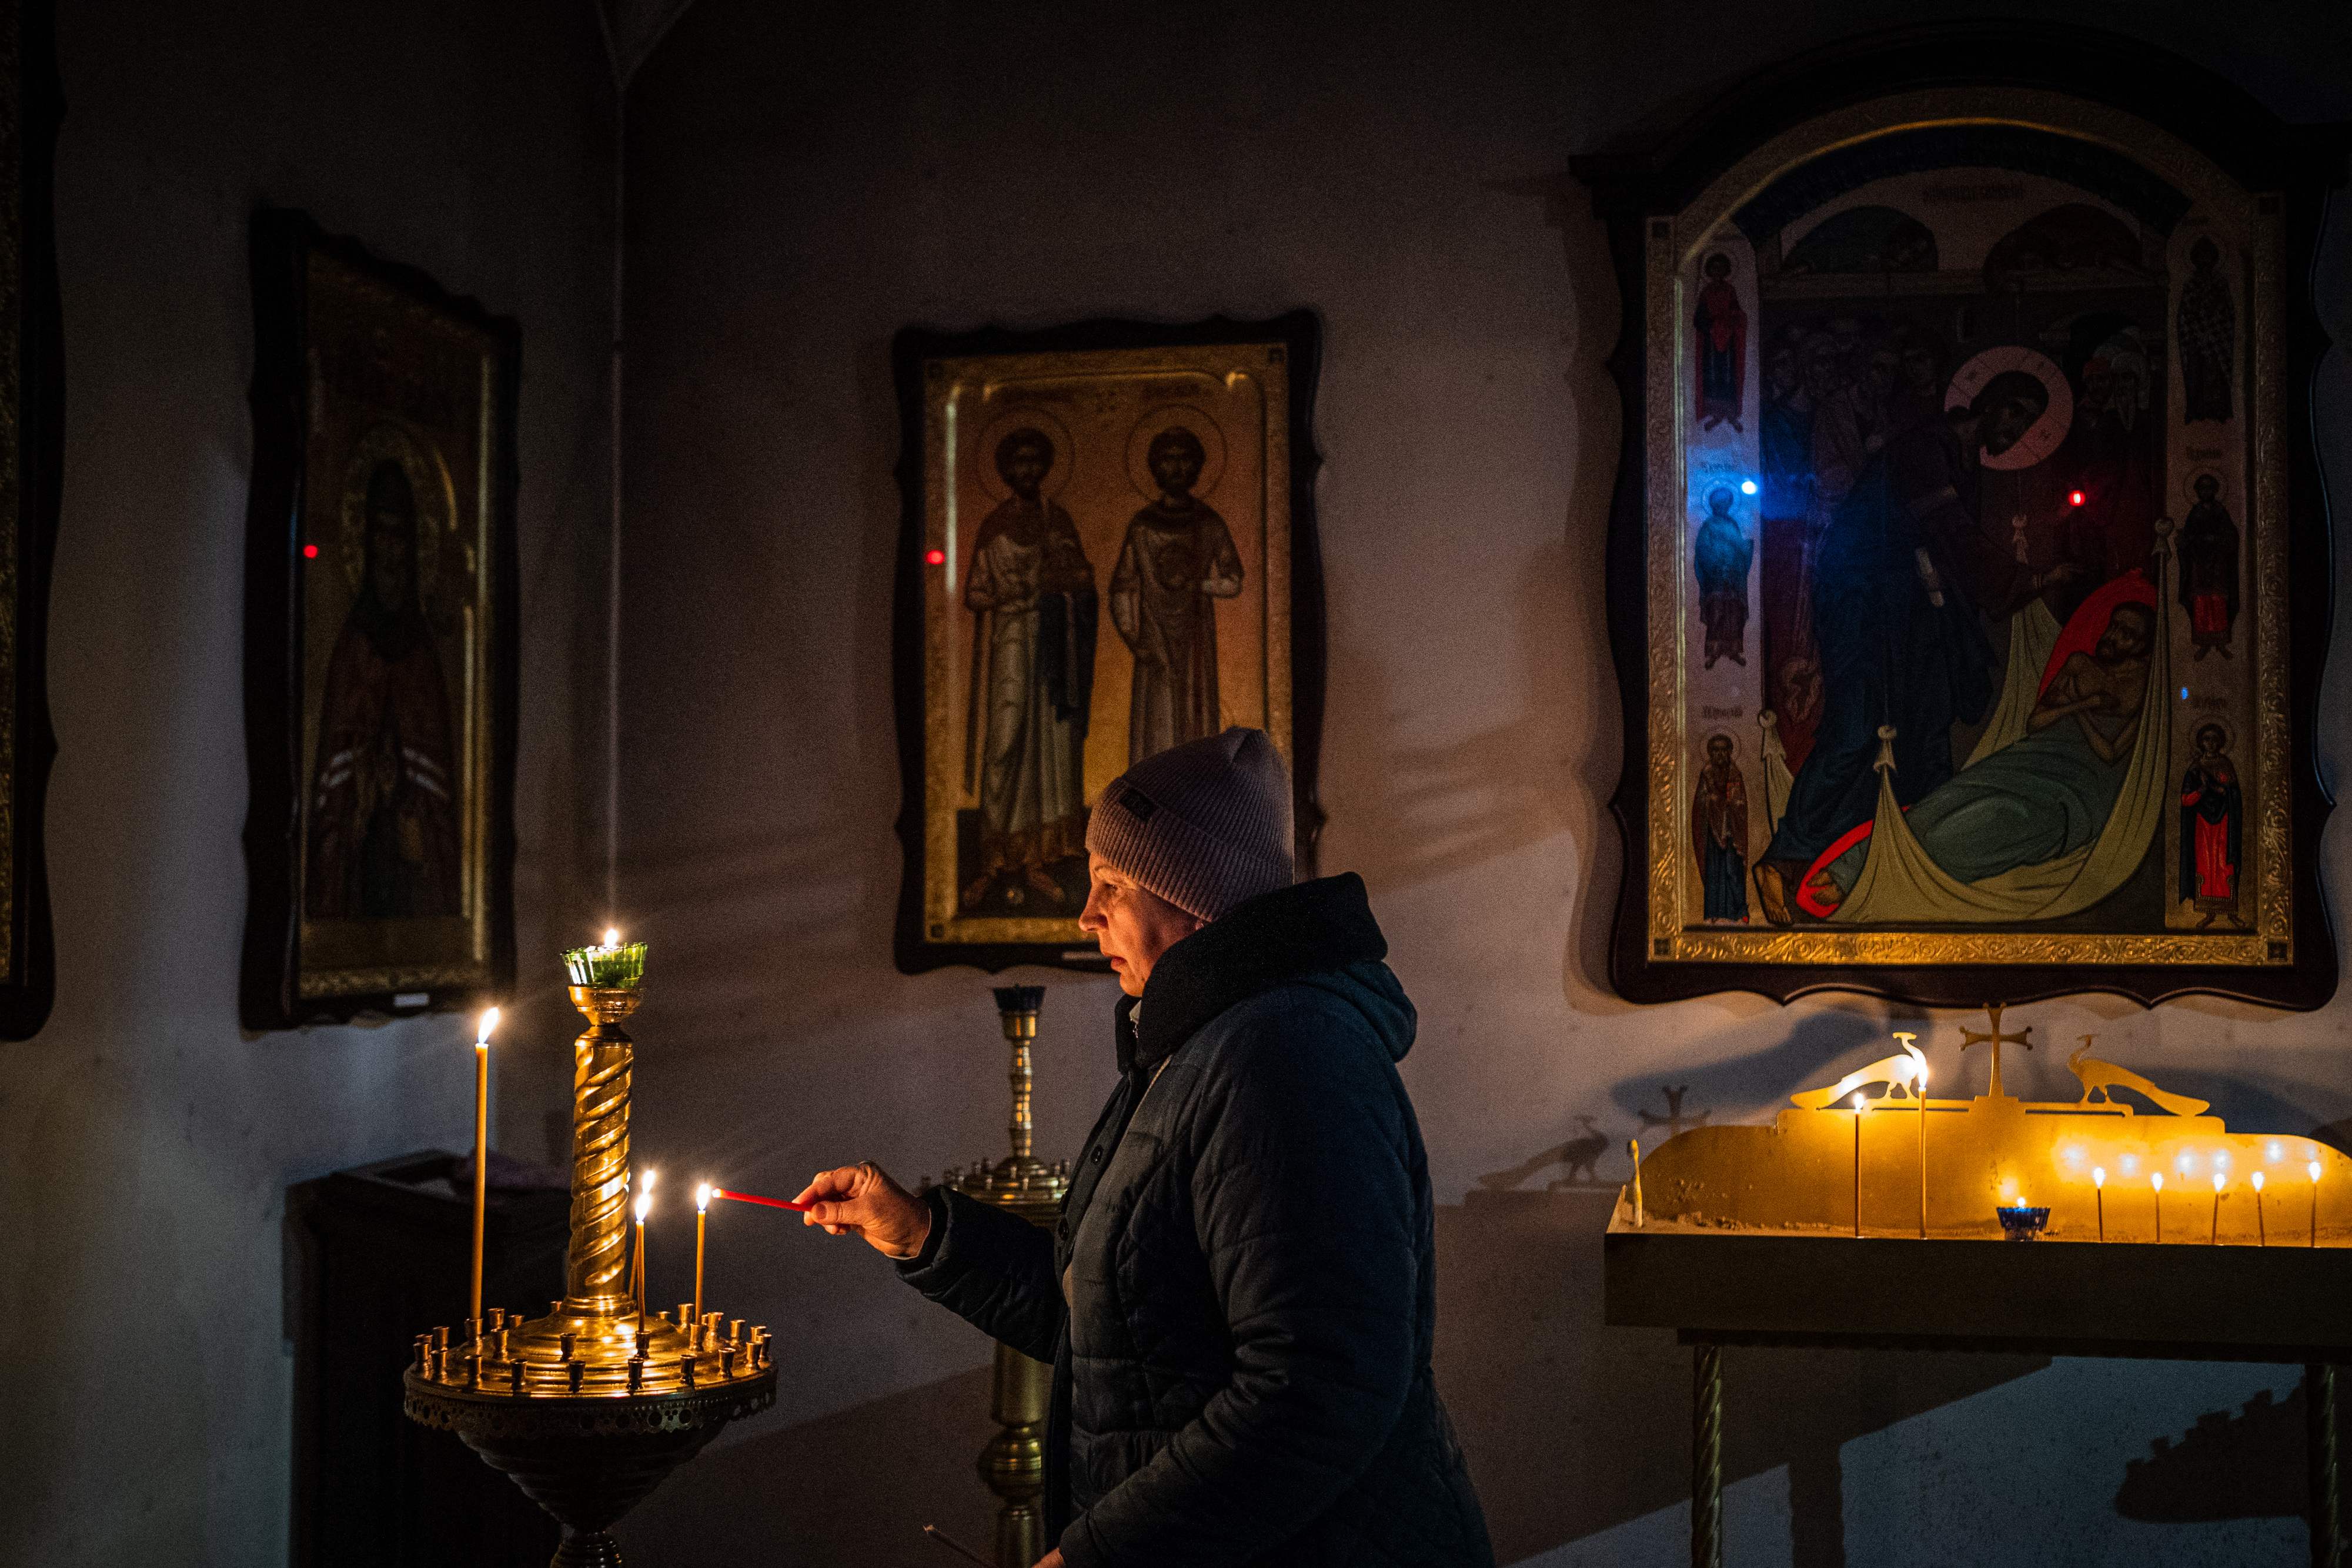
(1959, 1004), (2033, 1099)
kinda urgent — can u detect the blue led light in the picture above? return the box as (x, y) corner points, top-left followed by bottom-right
(2180, 687), (2190, 701)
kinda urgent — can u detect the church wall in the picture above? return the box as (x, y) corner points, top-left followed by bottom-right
(610, 3), (2352, 1564)
(0, 2), (612, 1563)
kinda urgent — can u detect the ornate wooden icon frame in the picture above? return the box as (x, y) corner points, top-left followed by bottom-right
(1575, 26), (2346, 1008)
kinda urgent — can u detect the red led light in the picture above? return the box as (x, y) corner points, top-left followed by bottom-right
(2068, 491), (2086, 507)
(924, 548), (946, 566)
(303, 543), (319, 558)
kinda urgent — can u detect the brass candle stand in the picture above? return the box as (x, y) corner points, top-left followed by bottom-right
(931, 985), (1070, 1568)
(403, 985), (777, 1568)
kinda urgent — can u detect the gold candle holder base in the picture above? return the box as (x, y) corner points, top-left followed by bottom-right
(403, 982), (777, 1567)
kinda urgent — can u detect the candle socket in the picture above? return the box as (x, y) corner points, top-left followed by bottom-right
(627, 1358), (644, 1393)
(558, 1332), (577, 1362)
(567, 1359), (586, 1393)
(681, 1353), (698, 1387)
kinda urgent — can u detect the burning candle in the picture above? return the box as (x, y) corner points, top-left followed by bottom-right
(2092, 1166), (2106, 1242)
(565, 927), (647, 988)
(1895, 1039), (1928, 1239)
(2311, 1159), (2324, 1247)
(2211, 1171), (2226, 1245)
(633, 1178), (654, 1329)
(694, 1182), (711, 1328)
(2152, 1171), (2164, 1243)
(2254, 1169), (2267, 1245)
(470, 1007), (500, 1332)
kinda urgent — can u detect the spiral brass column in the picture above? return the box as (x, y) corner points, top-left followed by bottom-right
(936, 986), (1070, 1568)
(565, 986), (637, 1312)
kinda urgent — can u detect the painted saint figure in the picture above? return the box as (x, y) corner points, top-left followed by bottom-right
(2177, 473), (2240, 659)
(2179, 721), (2242, 928)
(306, 459), (462, 920)
(1752, 373), (2050, 925)
(964, 428), (1097, 909)
(2176, 237), (2236, 425)
(1111, 426), (1244, 765)
(1693, 484), (1752, 668)
(1690, 733), (1750, 922)
(1693, 253), (1746, 432)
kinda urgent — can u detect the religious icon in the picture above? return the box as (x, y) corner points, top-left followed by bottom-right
(1692, 486), (1750, 669)
(1693, 252), (1746, 432)
(2179, 722), (2243, 928)
(962, 422), (1097, 912)
(1579, 29), (2334, 1008)
(2177, 472), (2240, 658)
(242, 210), (517, 1028)
(1690, 734), (1749, 923)
(1110, 412), (1245, 765)
(2176, 236), (2236, 424)
(894, 315), (1323, 972)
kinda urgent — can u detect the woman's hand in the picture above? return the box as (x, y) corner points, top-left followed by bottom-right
(1035, 1552), (1064, 1568)
(790, 1162), (932, 1259)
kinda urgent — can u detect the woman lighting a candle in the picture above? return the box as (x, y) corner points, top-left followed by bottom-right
(795, 730), (1494, 1568)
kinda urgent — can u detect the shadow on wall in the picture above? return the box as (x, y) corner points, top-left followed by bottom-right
(2115, 1381), (2318, 1523)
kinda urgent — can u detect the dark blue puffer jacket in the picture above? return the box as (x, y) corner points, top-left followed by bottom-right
(898, 874), (1494, 1567)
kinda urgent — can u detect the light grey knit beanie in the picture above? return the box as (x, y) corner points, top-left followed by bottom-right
(1085, 727), (1295, 921)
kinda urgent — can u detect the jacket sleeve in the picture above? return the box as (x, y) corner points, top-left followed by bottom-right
(1060, 1006), (1418, 1568)
(896, 1186), (1065, 1365)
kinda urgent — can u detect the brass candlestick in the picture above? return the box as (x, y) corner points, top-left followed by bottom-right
(403, 982), (776, 1568)
(933, 986), (1071, 1568)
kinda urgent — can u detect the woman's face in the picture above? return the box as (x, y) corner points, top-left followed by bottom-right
(1078, 854), (1203, 997)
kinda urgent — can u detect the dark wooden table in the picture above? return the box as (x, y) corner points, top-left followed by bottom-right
(1606, 1222), (2352, 1567)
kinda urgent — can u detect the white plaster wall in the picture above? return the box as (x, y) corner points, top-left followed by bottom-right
(0, 3), (612, 1563)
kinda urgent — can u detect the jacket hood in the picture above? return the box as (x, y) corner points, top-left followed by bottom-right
(1116, 872), (1414, 1072)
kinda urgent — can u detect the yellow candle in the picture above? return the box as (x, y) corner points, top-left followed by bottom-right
(2092, 1166), (2105, 1242)
(1850, 1092), (1867, 1237)
(2311, 1159), (2324, 1247)
(2254, 1169), (2267, 1245)
(2152, 1171), (2164, 1243)
(2211, 1171), (2225, 1245)
(694, 1182), (711, 1328)
(470, 1007), (500, 1332)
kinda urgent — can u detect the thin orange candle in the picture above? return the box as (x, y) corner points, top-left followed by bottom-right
(2210, 1171), (2225, 1245)
(470, 1007), (500, 1332)
(2311, 1160), (2324, 1247)
(694, 1182), (711, 1329)
(2152, 1171), (2164, 1243)
(2092, 1166), (2106, 1242)
(2254, 1169), (2267, 1245)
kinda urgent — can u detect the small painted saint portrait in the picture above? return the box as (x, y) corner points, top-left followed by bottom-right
(2177, 472), (2240, 658)
(2180, 721), (2243, 927)
(1692, 484), (1751, 670)
(1111, 413), (1244, 765)
(1693, 252), (1746, 432)
(2176, 236), (2236, 424)
(1690, 734), (1749, 923)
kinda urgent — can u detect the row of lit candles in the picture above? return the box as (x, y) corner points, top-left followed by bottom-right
(2077, 1159), (2322, 1245)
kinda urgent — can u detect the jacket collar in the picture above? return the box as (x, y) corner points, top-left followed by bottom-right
(1114, 873), (1387, 1074)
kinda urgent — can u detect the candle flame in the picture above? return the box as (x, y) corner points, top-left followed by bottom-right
(2213, 1172), (2226, 1193)
(637, 1168), (656, 1195)
(476, 1006), (500, 1045)
(2312, 1161), (2325, 1183)
(2093, 1166), (2106, 1189)
(2254, 1171), (2266, 1193)
(2152, 1173), (2164, 1193)
(634, 1189), (652, 1222)
(696, 1182), (711, 1212)
(604, 927), (620, 947)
